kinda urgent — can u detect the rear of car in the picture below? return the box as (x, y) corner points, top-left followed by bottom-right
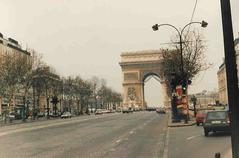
(95, 109), (103, 115)
(196, 111), (206, 126)
(203, 110), (230, 136)
(61, 112), (72, 118)
(156, 107), (166, 114)
(122, 107), (130, 113)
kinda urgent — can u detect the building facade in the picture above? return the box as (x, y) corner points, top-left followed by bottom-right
(0, 32), (31, 114)
(217, 33), (239, 105)
(189, 90), (219, 109)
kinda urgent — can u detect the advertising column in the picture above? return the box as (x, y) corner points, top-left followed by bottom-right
(175, 85), (188, 119)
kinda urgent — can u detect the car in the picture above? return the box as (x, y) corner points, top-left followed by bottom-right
(61, 112), (72, 118)
(49, 112), (60, 118)
(196, 110), (207, 126)
(133, 105), (140, 111)
(146, 107), (157, 111)
(102, 109), (111, 114)
(8, 112), (16, 120)
(8, 112), (22, 120)
(156, 107), (166, 114)
(116, 108), (122, 113)
(122, 107), (133, 113)
(203, 110), (230, 136)
(37, 112), (45, 117)
(95, 109), (103, 115)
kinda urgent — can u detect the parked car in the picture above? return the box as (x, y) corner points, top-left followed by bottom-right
(196, 110), (207, 126)
(146, 107), (157, 111)
(156, 107), (166, 114)
(122, 107), (133, 113)
(61, 112), (72, 118)
(102, 109), (111, 114)
(95, 109), (103, 115)
(8, 112), (22, 120)
(116, 108), (122, 113)
(37, 112), (45, 118)
(8, 112), (16, 120)
(133, 105), (140, 111)
(50, 112), (60, 118)
(203, 110), (230, 136)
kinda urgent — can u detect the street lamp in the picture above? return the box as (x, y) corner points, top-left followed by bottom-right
(152, 20), (208, 84)
(152, 20), (208, 122)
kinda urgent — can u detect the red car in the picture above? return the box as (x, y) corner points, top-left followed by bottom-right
(196, 110), (207, 126)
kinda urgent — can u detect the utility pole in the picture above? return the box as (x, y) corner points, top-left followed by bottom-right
(220, 0), (239, 157)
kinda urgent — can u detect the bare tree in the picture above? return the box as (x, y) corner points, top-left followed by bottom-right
(0, 52), (31, 110)
(160, 29), (211, 93)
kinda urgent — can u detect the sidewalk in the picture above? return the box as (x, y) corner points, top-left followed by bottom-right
(168, 111), (196, 127)
(223, 150), (231, 158)
(0, 113), (111, 127)
(0, 117), (50, 127)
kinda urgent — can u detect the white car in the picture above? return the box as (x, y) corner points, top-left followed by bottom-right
(8, 113), (15, 119)
(95, 109), (103, 115)
(61, 112), (72, 118)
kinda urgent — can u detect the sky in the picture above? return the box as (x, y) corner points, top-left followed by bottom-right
(0, 0), (238, 106)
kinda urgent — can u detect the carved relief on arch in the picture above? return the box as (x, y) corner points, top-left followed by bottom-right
(127, 87), (136, 101)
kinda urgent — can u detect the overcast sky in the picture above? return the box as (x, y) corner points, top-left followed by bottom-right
(0, 0), (238, 106)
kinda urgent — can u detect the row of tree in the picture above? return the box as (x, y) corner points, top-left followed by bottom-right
(0, 49), (122, 114)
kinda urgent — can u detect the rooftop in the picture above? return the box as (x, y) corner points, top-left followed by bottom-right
(0, 32), (30, 56)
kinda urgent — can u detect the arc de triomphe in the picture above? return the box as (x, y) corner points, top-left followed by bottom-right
(119, 50), (170, 109)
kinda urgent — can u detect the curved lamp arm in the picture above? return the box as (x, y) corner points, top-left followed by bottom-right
(181, 21), (207, 35)
(152, 23), (181, 37)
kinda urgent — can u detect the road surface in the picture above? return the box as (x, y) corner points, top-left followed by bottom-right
(0, 112), (168, 158)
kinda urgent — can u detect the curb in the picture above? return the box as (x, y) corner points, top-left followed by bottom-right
(0, 114), (90, 127)
(0, 118), (54, 127)
(168, 121), (196, 127)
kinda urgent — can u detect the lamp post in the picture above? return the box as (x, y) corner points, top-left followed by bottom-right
(220, 0), (239, 157)
(46, 96), (50, 119)
(152, 20), (208, 122)
(152, 21), (208, 82)
(170, 72), (179, 122)
(22, 96), (26, 122)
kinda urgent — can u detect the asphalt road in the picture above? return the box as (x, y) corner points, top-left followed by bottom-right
(0, 112), (168, 158)
(168, 125), (231, 158)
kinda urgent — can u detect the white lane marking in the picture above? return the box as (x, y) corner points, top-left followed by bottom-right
(163, 127), (169, 158)
(116, 139), (121, 143)
(129, 131), (134, 134)
(110, 148), (116, 152)
(186, 135), (201, 140)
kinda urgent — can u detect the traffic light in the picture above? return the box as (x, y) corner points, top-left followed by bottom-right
(182, 79), (187, 94)
(51, 96), (59, 105)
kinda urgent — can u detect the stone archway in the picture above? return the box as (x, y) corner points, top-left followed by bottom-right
(119, 50), (170, 110)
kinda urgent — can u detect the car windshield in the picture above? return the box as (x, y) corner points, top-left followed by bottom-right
(207, 111), (227, 120)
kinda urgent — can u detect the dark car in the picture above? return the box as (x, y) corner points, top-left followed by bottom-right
(156, 107), (166, 114)
(146, 107), (156, 111)
(203, 110), (230, 136)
